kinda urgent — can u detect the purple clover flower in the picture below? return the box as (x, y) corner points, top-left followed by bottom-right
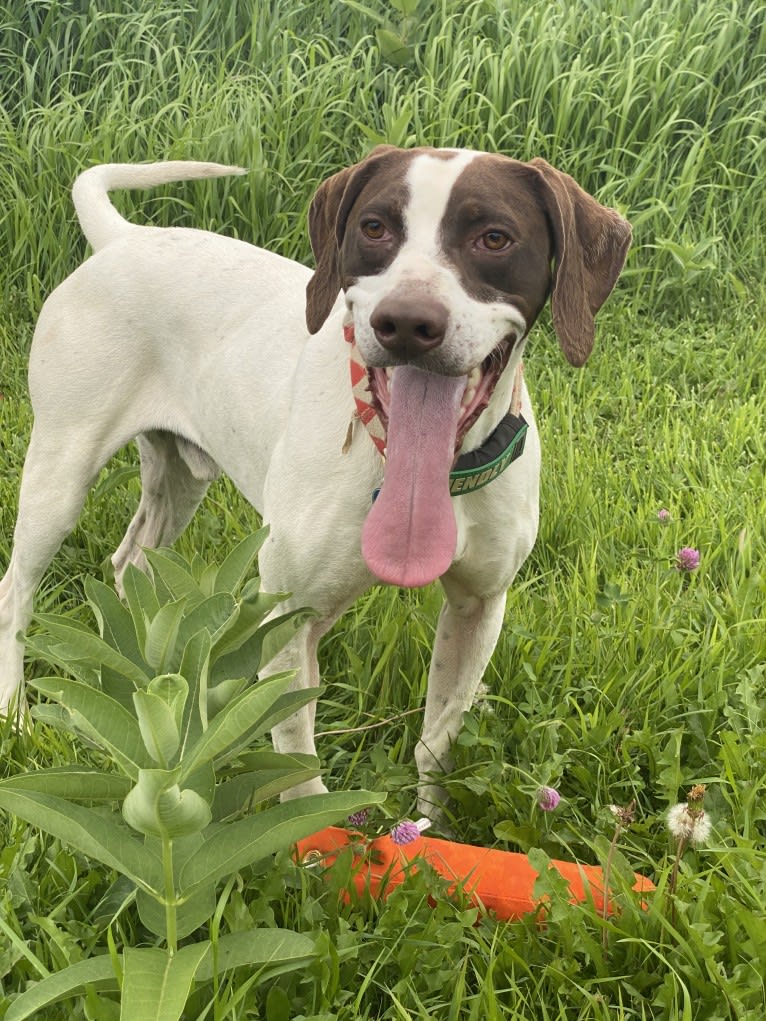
(657, 508), (671, 523)
(675, 547), (700, 571)
(537, 786), (561, 812)
(347, 809), (369, 828)
(390, 819), (425, 845)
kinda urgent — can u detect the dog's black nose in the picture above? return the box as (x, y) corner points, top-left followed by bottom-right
(370, 294), (448, 358)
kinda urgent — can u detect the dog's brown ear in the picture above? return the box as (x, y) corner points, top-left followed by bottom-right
(306, 166), (355, 334)
(306, 146), (400, 334)
(528, 158), (631, 367)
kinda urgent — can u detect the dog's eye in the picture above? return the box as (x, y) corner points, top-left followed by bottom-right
(361, 219), (387, 241)
(478, 230), (512, 252)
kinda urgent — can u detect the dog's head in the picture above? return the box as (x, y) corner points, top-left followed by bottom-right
(305, 147), (631, 588)
(306, 145), (631, 367)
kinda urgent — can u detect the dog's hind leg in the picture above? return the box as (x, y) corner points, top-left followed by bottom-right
(111, 431), (219, 594)
(0, 423), (117, 714)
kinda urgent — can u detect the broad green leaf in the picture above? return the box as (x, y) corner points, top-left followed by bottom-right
(84, 575), (145, 666)
(122, 563), (160, 647)
(212, 752), (321, 821)
(198, 561), (219, 595)
(6, 931), (315, 1021)
(2, 766), (132, 801)
(206, 676), (247, 718)
(119, 944), (209, 1021)
(0, 931), (308, 1016)
(149, 673), (188, 726)
(144, 827), (213, 875)
(31, 616), (150, 687)
(189, 551), (209, 584)
(99, 666), (139, 710)
(91, 462), (139, 500)
(123, 769), (211, 839)
(133, 690), (181, 766)
(177, 628), (211, 749)
(91, 874), (137, 928)
(183, 761), (216, 805)
(143, 547), (205, 606)
(209, 590), (288, 660)
(0, 787), (162, 892)
(391, 0), (420, 13)
(137, 881), (216, 940)
(334, 0), (387, 25)
(376, 27), (413, 65)
(31, 677), (148, 778)
(178, 674), (293, 779)
(259, 609), (316, 669)
(24, 632), (98, 685)
(194, 928), (315, 981)
(213, 528), (269, 595)
(176, 593), (238, 652)
(244, 687), (321, 742)
(239, 575), (262, 600)
(4, 955), (118, 1021)
(265, 985), (290, 1021)
(139, 829), (216, 902)
(33, 612), (93, 635)
(236, 749), (320, 774)
(210, 609), (313, 684)
(144, 598), (188, 672)
(179, 790), (385, 897)
(30, 702), (79, 733)
(214, 687), (321, 765)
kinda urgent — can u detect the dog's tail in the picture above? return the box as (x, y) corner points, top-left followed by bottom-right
(71, 161), (247, 252)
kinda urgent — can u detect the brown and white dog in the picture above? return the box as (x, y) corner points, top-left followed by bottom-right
(0, 147), (630, 816)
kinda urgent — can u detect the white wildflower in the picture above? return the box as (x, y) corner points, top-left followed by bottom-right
(472, 681), (494, 714)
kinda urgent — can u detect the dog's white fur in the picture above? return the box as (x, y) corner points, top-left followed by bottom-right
(1, 152), (628, 817)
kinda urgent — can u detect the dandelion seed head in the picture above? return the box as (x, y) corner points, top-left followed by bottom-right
(667, 803), (712, 845)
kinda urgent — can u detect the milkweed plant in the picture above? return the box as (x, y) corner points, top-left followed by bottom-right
(0, 529), (382, 1021)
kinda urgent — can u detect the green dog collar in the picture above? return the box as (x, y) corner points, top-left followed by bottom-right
(448, 412), (528, 496)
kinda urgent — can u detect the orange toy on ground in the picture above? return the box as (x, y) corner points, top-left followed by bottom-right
(295, 826), (654, 920)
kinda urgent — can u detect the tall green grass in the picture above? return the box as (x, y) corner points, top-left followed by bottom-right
(0, 0), (764, 314)
(1, 1), (765, 1018)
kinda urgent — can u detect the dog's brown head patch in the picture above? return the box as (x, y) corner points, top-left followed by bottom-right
(306, 146), (413, 333)
(437, 157), (553, 336)
(306, 146), (461, 334)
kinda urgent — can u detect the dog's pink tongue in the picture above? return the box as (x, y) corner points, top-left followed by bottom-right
(362, 365), (466, 587)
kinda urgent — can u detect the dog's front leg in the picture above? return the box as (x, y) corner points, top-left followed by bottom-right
(415, 580), (507, 819)
(266, 616), (334, 800)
